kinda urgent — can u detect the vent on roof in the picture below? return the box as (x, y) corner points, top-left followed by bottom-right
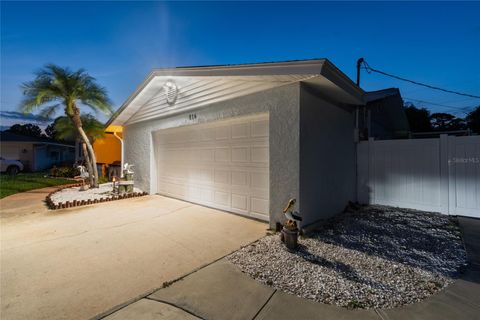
(164, 80), (178, 105)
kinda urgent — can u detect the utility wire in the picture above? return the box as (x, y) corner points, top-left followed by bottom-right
(404, 97), (475, 113)
(361, 60), (480, 99)
(405, 98), (474, 114)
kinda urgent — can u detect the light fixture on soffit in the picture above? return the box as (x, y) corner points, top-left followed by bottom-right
(164, 80), (178, 105)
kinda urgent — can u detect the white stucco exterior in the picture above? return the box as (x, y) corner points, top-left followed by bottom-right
(124, 83), (301, 227)
(113, 59), (365, 228)
(299, 84), (357, 226)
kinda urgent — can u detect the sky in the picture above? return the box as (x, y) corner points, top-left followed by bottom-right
(1, 1), (479, 128)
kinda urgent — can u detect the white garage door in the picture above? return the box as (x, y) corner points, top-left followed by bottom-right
(154, 114), (269, 220)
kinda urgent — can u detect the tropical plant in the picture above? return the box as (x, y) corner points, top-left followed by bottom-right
(51, 114), (106, 186)
(19, 64), (112, 187)
(52, 114), (105, 142)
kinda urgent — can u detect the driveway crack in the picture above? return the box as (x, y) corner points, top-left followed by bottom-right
(252, 289), (277, 320)
(144, 297), (207, 320)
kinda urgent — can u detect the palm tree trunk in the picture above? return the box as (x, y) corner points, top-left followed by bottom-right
(81, 142), (95, 186)
(77, 126), (99, 187)
(71, 106), (99, 188)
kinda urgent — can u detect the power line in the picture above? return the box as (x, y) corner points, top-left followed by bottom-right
(361, 60), (480, 99)
(404, 97), (474, 112)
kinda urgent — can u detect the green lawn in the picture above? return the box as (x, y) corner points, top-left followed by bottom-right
(0, 172), (74, 199)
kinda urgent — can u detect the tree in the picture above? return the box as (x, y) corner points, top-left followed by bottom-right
(404, 104), (432, 132)
(7, 123), (44, 137)
(52, 114), (105, 186)
(53, 114), (105, 142)
(20, 64), (112, 187)
(430, 112), (467, 131)
(44, 122), (57, 140)
(466, 105), (480, 134)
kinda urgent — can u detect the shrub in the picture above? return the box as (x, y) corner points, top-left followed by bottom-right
(50, 166), (79, 178)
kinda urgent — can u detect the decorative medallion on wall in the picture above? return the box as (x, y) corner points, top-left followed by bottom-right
(164, 80), (178, 105)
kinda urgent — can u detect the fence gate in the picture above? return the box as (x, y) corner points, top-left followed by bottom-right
(357, 135), (480, 218)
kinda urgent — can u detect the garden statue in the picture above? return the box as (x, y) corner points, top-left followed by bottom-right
(117, 163), (135, 194)
(280, 198), (302, 250)
(76, 165), (90, 191)
(123, 163), (134, 174)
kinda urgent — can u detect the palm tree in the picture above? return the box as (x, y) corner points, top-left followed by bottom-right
(53, 114), (106, 186)
(20, 64), (112, 187)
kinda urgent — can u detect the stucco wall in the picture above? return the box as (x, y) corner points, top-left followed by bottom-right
(123, 83), (301, 228)
(299, 84), (356, 227)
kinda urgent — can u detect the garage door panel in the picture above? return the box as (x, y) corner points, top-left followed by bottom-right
(231, 171), (250, 187)
(251, 197), (269, 215)
(251, 146), (269, 163)
(214, 148), (230, 162)
(231, 146), (250, 162)
(215, 126), (230, 140)
(155, 114), (269, 220)
(214, 169), (231, 185)
(232, 122), (250, 139)
(214, 191), (230, 207)
(232, 193), (248, 211)
(251, 119), (268, 137)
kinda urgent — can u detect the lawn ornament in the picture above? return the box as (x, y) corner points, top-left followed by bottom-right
(281, 198), (301, 251)
(123, 163), (134, 174)
(118, 163), (135, 194)
(76, 165), (90, 191)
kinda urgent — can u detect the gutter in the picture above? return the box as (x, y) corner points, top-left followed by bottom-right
(113, 131), (124, 177)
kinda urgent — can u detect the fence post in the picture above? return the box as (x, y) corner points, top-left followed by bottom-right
(447, 135), (458, 215)
(439, 134), (449, 214)
(367, 137), (375, 204)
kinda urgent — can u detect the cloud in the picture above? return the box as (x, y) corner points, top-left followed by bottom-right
(0, 111), (52, 130)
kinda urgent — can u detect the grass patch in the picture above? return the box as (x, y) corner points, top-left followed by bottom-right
(0, 172), (74, 199)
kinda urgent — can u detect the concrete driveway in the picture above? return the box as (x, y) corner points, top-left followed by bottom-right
(0, 190), (267, 320)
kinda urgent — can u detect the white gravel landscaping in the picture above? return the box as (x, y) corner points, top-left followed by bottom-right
(228, 205), (468, 309)
(50, 183), (143, 205)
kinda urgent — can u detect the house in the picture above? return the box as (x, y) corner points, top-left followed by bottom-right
(358, 88), (410, 140)
(92, 125), (122, 177)
(106, 59), (366, 229)
(0, 131), (76, 171)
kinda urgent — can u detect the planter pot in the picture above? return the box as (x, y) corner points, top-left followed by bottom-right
(281, 227), (299, 251)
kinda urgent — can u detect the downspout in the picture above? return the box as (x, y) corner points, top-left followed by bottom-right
(113, 132), (124, 178)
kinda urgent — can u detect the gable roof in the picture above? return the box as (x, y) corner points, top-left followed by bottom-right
(365, 88), (401, 103)
(107, 59), (366, 126)
(364, 88), (410, 136)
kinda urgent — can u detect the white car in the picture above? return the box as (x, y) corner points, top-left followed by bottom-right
(0, 157), (24, 175)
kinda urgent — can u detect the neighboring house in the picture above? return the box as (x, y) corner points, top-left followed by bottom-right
(106, 59), (366, 229)
(358, 88), (410, 140)
(92, 125), (123, 177)
(0, 131), (75, 171)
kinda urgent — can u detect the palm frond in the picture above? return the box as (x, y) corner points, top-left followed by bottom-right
(20, 63), (113, 128)
(53, 114), (105, 142)
(38, 104), (61, 119)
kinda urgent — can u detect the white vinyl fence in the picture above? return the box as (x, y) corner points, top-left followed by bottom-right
(357, 135), (480, 218)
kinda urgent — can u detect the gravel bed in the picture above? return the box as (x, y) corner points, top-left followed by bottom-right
(228, 205), (468, 309)
(50, 183), (143, 204)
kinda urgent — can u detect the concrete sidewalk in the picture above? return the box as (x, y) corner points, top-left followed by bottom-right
(100, 217), (480, 320)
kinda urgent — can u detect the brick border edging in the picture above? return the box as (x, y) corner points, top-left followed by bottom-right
(45, 183), (148, 210)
